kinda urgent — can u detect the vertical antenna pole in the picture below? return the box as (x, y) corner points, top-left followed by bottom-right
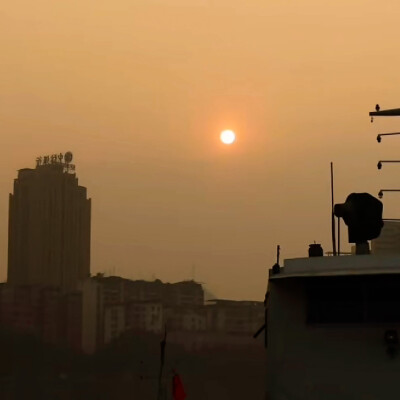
(276, 245), (280, 265)
(331, 162), (337, 256)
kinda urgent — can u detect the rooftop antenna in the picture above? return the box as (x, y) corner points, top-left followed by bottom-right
(272, 245), (281, 274)
(331, 162), (337, 256)
(276, 245), (280, 265)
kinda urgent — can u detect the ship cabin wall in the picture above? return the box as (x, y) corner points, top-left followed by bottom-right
(266, 274), (400, 400)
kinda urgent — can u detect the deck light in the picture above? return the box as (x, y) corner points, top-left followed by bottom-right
(375, 132), (400, 143)
(378, 189), (400, 199)
(384, 330), (399, 358)
(377, 160), (400, 170)
(385, 330), (398, 346)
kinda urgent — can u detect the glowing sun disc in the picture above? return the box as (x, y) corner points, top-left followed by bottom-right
(220, 130), (236, 145)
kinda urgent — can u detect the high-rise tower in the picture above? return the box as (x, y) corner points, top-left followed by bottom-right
(7, 152), (91, 290)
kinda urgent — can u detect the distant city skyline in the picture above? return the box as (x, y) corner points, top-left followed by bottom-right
(2, 0), (400, 300)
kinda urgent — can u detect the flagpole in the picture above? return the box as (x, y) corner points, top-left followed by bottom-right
(157, 325), (167, 400)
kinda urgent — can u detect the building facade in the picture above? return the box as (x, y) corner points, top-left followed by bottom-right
(104, 304), (126, 344)
(125, 301), (163, 333)
(7, 153), (91, 291)
(0, 280), (101, 354)
(206, 299), (264, 335)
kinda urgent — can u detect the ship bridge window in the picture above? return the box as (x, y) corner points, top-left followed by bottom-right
(306, 275), (400, 324)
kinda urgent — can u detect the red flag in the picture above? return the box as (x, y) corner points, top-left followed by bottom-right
(172, 373), (186, 400)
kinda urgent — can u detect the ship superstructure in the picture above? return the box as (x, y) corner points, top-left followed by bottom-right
(266, 254), (400, 400)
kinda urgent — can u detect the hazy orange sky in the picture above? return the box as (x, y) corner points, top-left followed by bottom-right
(2, 0), (400, 299)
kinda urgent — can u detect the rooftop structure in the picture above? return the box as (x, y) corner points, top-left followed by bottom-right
(269, 254), (400, 279)
(371, 220), (400, 255)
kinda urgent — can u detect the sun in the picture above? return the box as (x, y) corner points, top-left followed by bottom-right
(220, 130), (236, 145)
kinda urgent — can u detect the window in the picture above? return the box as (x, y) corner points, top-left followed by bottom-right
(306, 275), (400, 324)
(367, 277), (400, 322)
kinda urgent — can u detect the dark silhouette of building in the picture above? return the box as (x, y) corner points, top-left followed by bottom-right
(7, 153), (91, 290)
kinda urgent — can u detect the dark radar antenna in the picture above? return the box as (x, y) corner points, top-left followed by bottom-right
(334, 193), (383, 255)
